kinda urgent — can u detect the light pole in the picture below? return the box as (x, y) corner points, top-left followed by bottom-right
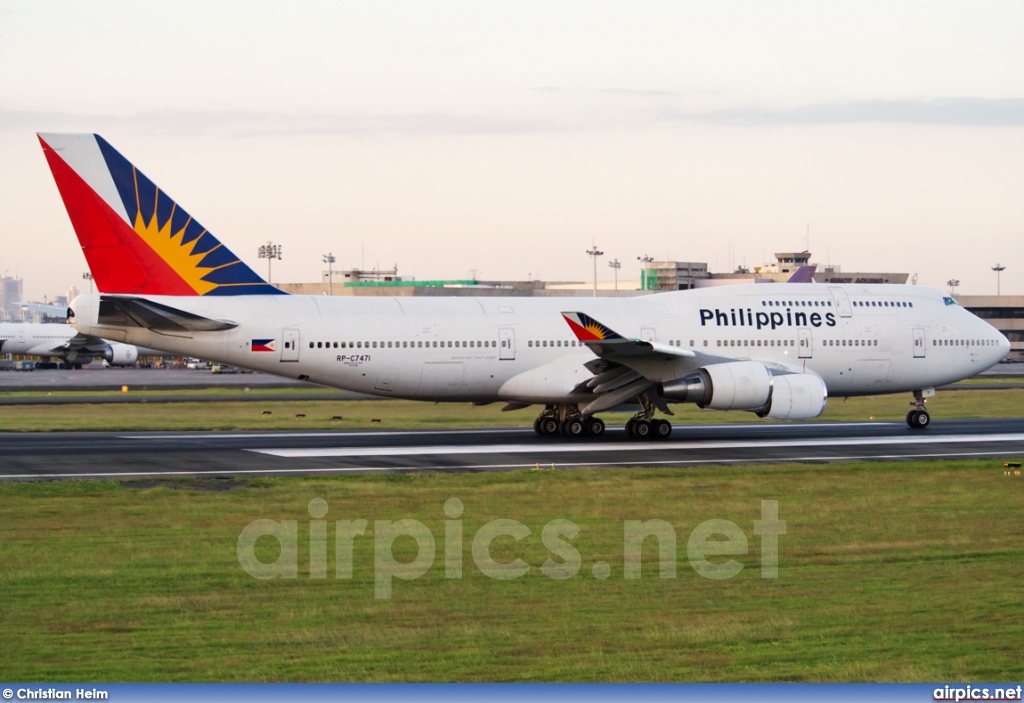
(947, 279), (960, 296)
(992, 264), (1006, 296)
(82, 272), (93, 294)
(608, 258), (621, 291)
(586, 245), (604, 297)
(258, 242), (282, 285)
(323, 253), (335, 296)
(637, 255), (654, 290)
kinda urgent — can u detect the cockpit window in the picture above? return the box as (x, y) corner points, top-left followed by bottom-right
(943, 296), (958, 306)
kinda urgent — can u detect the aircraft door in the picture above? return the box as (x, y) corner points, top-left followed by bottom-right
(640, 327), (657, 342)
(912, 328), (926, 358)
(281, 329), (300, 362)
(499, 328), (515, 360)
(17, 328), (26, 344)
(829, 287), (853, 317)
(798, 328), (812, 358)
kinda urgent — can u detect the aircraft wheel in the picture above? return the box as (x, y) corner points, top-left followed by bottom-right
(562, 418), (586, 438)
(540, 417), (559, 435)
(631, 419), (652, 440)
(652, 419), (672, 439)
(585, 417), (605, 437)
(533, 418), (544, 436)
(908, 410), (930, 429)
(624, 418), (636, 438)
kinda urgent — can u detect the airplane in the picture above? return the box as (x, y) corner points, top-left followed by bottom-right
(36, 132), (1010, 437)
(0, 320), (141, 367)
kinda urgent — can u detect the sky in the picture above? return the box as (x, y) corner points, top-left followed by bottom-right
(0, 0), (1022, 300)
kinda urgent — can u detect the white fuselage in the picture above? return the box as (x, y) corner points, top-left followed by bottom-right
(69, 284), (1009, 405)
(0, 322), (77, 357)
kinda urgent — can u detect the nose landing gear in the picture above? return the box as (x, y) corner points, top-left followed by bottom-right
(906, 389), (932, 429)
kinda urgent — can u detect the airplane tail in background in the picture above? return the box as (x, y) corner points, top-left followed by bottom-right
(787, 265), (817, 283)
(38, 133), (284, 296)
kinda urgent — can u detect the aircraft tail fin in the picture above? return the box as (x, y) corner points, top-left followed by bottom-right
(787, 265), (817, 283)
(38, 133), (284, 296)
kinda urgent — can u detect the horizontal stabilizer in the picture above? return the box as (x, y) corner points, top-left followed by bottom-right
(97, 296), (237, 333)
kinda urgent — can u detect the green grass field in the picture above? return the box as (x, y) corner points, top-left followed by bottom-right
(0, 388), (1021, 432)
(1, 459), (1022, 682)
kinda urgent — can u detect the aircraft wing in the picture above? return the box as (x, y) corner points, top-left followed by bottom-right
(560, 311), (812, 416)
(561, 312), (719, 415)
(24, 332), (114, 361)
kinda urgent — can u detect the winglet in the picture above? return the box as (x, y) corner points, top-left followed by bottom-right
(561, 312), (626, 341)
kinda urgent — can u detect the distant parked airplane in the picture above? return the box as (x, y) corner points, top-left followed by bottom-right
(38, 133), (1009, 436)
(0, 321), (140, 366)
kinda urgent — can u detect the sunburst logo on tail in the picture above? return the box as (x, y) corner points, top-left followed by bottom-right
(561, 312), (625, 341)
(131, 188), (221, 295)
(93, 135), (285, 296)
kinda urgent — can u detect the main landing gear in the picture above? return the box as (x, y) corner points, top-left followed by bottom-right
(532, 399), (673, 441)
(533, 406), (606, 438)
(906, 390), (931, 429)
(624, 416), (672, 440)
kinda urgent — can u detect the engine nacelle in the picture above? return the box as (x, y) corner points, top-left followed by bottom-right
(103, 342), (139, 366)
(660, 361), (773, 410)
(760, 373), (828, 420)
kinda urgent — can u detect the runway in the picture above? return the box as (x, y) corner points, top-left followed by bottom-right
(2, 418), (1022, 480)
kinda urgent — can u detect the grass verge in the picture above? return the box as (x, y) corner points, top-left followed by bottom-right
(1, 459), (1022, 681)
(0, 388), (1021, 431)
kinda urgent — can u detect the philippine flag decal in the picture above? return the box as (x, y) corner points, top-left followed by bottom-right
(251, 339), (276, 352)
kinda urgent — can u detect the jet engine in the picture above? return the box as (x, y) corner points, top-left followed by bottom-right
(659, 361), (827, 420)
(659, 361), (772, 410)
(757, 372), (827, 420)
(103, 342), (139, 366)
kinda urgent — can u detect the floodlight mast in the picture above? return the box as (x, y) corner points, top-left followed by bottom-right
(258, 242), (282, 285)
(323, 253), (336, 296)
(586, 245), (604, 298)
(992, 264), (1006, 296)
(608, 258), (621, 291)
(637, 255), (654, 290)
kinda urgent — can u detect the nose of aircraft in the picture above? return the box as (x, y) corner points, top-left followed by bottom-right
(997, 330), (1011, 363)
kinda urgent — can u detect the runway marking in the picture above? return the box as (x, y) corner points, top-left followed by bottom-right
(249, 433), (1024, 458)
(1, 449), (1018, 480)
(117, 422), (894, 441)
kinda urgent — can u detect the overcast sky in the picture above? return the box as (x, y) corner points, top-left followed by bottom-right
(1, 0), (1022, 299)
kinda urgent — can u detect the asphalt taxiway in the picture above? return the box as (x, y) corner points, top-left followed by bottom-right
(1, 418), (1022, 480)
